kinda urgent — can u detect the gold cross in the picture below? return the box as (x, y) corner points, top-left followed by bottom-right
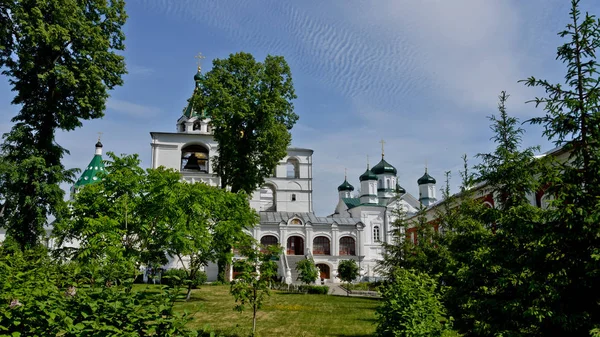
(379, 139), (386, 158)
(344, 168), (347, 179)
(367, 154), (370, 168)
(194, 52), (206, 72)
(97, 131), (103, 142)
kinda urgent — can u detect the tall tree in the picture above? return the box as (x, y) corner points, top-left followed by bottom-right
(0, 0), (127, 249)
(193, 52), (298, 194)
(521, 0), (600, 334)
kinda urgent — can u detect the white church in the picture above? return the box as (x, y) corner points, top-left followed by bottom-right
(144, 67), (438, 283)
(0, 67), (439, 284)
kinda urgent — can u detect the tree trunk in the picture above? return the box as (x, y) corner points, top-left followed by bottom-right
(186, 283), (193, 301)
(252, 292), (257, 336)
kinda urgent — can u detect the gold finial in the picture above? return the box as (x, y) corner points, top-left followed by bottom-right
(379, 139), (386, 158)
(367, 154), (370, 169)
(344, 168), (347, 180)
(194, 52), (206, 72)
(425, 159), (428, 173)
(97, 131), (103, 142)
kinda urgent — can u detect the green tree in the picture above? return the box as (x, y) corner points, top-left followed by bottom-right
(53, 153), (147, 266)
(0, 0), (127, 250)
(295, 258), (318, 285)
(164, 182), (257, 300)
(230, 245), (281, 336)
(519, 0), (600, 334)
(376, 268), (449, 337)
(193, 52), (298, 194)
(337, 259), (359, 296)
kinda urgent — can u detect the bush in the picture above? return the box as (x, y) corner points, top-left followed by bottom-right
(0, 247), (196, 336)
(162, 268), (207, 289)
(299, 285), (329, 295)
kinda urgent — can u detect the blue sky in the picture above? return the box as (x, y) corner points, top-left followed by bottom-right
(1, 0), (599, 216)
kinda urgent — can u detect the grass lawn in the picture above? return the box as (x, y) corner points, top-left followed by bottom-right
(136, 284), (379, 337)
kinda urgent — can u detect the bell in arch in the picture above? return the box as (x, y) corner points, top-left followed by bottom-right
(183, 154), (201, 170)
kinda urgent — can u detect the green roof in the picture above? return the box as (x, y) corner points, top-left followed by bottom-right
(359, 167), (377, 181)
(338, 179), (354, 192)
(74, 154), (105, 188)
(372, 157), (397, 175)
(342, 197), (387, 209)
(417, 170), (436, 185)
(183, 69), (208, 119)
(396, 184), (406, 194)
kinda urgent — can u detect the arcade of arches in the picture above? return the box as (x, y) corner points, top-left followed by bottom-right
(284, 235), (356, 256)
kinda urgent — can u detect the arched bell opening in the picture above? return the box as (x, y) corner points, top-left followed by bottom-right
(181, 144), (209, 173)
(260, 184), (276, 211)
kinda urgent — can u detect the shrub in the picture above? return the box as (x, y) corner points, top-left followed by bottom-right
(162, 268), (188, 287)
(162, 268), (207, 289)
(0, 247), (197, 336)
(376, 269), (449, 337)
(299, 285), (329, 295)
(295, 258), (319, 285)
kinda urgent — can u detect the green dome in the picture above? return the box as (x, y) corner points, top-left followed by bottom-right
(372, 157), (397, 175)
(194, 69), (203, 82)
(359, 167), (378, 181)
(338, 179), (354, 192)
(417, 170), (436, 185)
(396, 184), (406, 194)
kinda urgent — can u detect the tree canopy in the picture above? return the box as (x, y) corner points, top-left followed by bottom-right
(193, 52), (298, 194)
(0, 0), (127, 249)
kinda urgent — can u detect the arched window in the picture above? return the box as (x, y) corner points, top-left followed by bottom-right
(291, 194), (296, 202)
(181, 144), (209, 173)
(260, 185), (276, 211)
(339, 237), (356, 256)
(286, 158), (300, 178)
(378, 180), (383, 189)
(260, 235), (279, 252)
(386, 179), (390, 189)
(312, 236), (331, 255)
(373, 226), (380, 242)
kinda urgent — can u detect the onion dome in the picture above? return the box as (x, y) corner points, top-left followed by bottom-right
(417, 169), (436, 185)
(359, 166), (378, 181)
(396, 184), (406, 194)
(194, 67), (203, 82)
(338, 178), (354, 192)
(74, 141), (105, 188)
(372, 158), (397, 175)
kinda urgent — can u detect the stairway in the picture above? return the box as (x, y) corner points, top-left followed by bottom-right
(286, 255), (307, 284)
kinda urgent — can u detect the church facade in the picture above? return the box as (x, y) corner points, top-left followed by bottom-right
(147, 68), (437, 283)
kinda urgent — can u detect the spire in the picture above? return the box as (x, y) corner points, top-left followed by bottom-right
(379, 139), (386, 158)
(74, 139), (106, 188)
(194, 52), (206, 75)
